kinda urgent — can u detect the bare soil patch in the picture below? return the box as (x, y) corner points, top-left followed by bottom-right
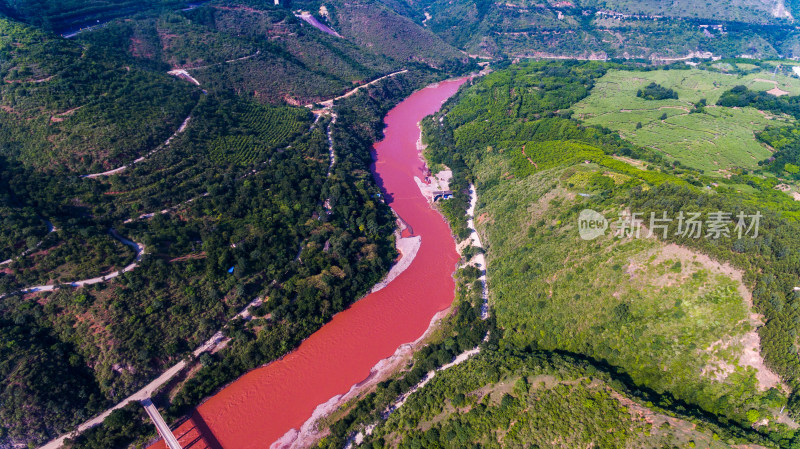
(767, 87), (790, 97)
(650, 244), (784, 391)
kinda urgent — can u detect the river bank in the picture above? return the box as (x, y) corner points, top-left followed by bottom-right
(341, 182), (490, 448)
(277, 108), (491, 449)
(145, 77), (468, 449)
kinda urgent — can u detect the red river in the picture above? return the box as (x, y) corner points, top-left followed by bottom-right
(150, 77), (467, 449)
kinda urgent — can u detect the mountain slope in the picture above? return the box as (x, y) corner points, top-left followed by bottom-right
(377, 0), (800, 60)
(579, 0), (793, 23)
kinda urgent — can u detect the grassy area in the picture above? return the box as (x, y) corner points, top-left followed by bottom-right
(572, 68), (797, 174)
(470, 152), (779, 420)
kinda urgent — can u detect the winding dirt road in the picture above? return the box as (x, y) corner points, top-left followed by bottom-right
(2, 229), (144, 298)
(306, 70), (409, 109)
(82, 113), (192, 178)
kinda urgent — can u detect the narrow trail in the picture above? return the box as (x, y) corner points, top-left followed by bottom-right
(177, 50), (262, 73)
(1, 229), (145, 298)
(0, 220), (56, 266)
(5, 190), (208, 297)
(82, 114), (192, 178)
(326, 114), (337, 177)
(306, 70), (409, 109)
(123, 192), (210, 224)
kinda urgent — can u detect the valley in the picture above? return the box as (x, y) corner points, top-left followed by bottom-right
(5, 1), (800, 449)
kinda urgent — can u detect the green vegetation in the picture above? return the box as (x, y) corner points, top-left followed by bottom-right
(0, 3), (467, 445)
(317, 260), (772, 448)
(572, 68), (797, 174)
(66, 1), (473, 106)
(579, 0), (793, 23)
(717, 85), (800, 181)
(470, 156), (773, 420)
(396, 0), (800, 60)
(63, 403), (152, 449)
(0, 207), (47, 261)
(0, 0), (178, 31)
(0, 312), (106, 444)
(0, 16), (199, 172)
(311, 0), (469, 70)
(637, 82), (679, 100)
(115, 5), (394, 105)
(204, 100), (310, 166)
(363, 352), (760, 449)
(323, 60), (800, 448)
(718, 85), (800, 117)
(4, 230), (135, 288)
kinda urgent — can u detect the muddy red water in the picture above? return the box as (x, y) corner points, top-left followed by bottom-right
(151, 77), (467, 449)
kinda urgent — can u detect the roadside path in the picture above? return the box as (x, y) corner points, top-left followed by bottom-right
(464, 184), (490, 318)
(1, 229), (144, 298)
(82, 114), (192, 178)
(306, 70), (409, 109)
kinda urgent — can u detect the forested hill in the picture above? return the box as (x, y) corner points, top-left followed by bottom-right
(0, 2), (467, 446)
(0, 0), (470, 171)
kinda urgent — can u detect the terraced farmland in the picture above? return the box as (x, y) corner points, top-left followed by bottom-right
(208, 103), (311, 166)
(573, 68), (798, 174)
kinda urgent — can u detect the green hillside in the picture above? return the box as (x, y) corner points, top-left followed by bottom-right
(318, 61), (800, 449)
(0, 17), (198, 172)
(578, 0), (793, 24)
(0, 0), (177, 31)
(365, 353), (767, 449)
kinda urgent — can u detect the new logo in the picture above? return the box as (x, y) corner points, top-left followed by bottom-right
(578, 209), (608, 240)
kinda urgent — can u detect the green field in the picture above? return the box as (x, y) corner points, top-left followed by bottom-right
(572, 69), (797, 174)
